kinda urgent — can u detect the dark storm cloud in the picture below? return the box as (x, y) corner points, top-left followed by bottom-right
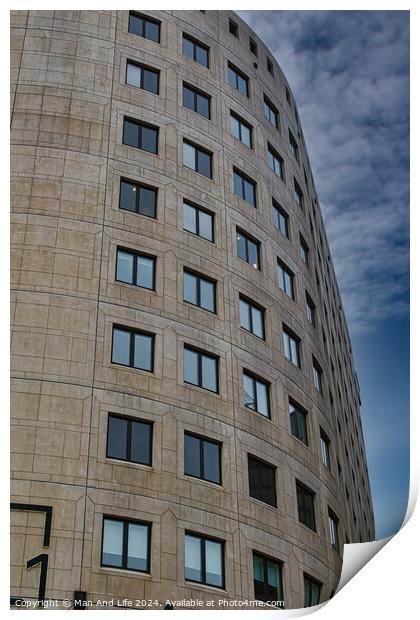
(238, 10), (409, 334)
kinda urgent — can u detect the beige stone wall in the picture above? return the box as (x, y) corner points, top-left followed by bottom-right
(11, 10), (374, 609)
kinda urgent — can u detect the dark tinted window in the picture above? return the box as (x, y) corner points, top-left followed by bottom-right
(304, 575), (321, 607)
(182, 34), (209, 68)
(126, 61), (159, 94)
(184, 433), (221, 484)
(183, 141), (212, 178)
(289, 400), (308, 444)
(183, 201), (214, 241)
(184, 346), (218, 393)
(236, 229), (260, 270)
(123, 117), (158, 154)
(243, 372), (270, 418)
(128, 12), (160, 43)
(296, 481), (316, 531)
(272, 200), (288, 237)
(182, 83), (210, 119)
(119, 179), (157, 218)
(267, 144), (284, 179)
(107, 414), (152, 465)
(227, 63), (249, 97)
(233, 169), (256, 206)
(248, 455), (277, 507)
(183, 270), (216, 313)
(230, 111), (252, 147)
(240, 297), (264, 339)
(264, 95), (278, 128)
(253, 553), (283, 604)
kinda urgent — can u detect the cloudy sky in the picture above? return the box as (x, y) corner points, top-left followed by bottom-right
(238, 10), (410, 539)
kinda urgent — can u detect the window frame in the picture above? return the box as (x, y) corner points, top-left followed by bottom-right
(182, 33), (209, 68)
(182, 199), (214, 242)
(243, 370), (270, 418)
(249, 37), (258, 56)
(125, 60), (160, 95)
(320, 428), (331, 469)
(233, 168), (256, 206)
(296, 480), (317, 532)
(128, 11), (161, 43)
(227, 62), (249, 97)
(183, 345), (219, 394)
(183, 139), (213, 178)
(229, 110), (253, 148)
(239, 295), (265, 340)
(119, 177), (157, 219)
(282, 326), (301, 368)
(253, 552), (283, 605)
(248, 454), (277, 507)
(183, 268), (217, 314)
(111, 324), (155, 373)
(236, 228), (261, 270)
(272, 200), (289, 238)
(184, 531), (225, 589)
(299, 234), (309, 265)
(306, 292), (316, 325)
(294, 177), (304, 209)
(289, 129), (300, 163)
(312, 357), (323, 394)
(267, 57), (274, 76)
(304, 574), (322, 607)
(115, 247), (156, 291)
(101, 515), (152, 573)
(289, 399), (308, 445)
(328, 509), (339, 551)
(122, 116), (159, 154)
(267, 143), (284, 179)
(182, 82), (211, 119)
(277, 260), (294, 299)
(106, 413), (153, 466)
(263, 95), (279, 129)
(229, 18), (239, 37)
(184, 431), (222, 485)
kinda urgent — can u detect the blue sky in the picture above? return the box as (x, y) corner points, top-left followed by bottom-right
(238, 10), (410, 539)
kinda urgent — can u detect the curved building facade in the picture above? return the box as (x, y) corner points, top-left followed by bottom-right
(11, 10), (374, 609)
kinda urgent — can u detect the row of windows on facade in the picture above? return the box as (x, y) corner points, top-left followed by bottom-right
(126, 10), (354, 389)
(128, 12), (297, 123)
(125, 56), (299, 165)
(101, 513), (321, 607)
(122, 115), (301, 209)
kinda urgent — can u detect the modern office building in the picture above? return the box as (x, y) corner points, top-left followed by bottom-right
(10, 10), (374, 609)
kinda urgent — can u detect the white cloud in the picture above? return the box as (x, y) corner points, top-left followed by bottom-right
(238, 10), (409, 334)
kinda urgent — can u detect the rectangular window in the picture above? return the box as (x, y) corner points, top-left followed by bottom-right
(306, 292), (316, 325)
(328, 509), (339, 551)
(267, 57), (274, 76)
(182, 83), (210, 119)
(230, 111), (252, 148)
(119, 178), (157, 218)
(294, 178), (304, 209)
(300, 234), (309, 265)
(320, 429), (331, 469)
(128, 12), (160, 43)
(312, 357), (323, 394)
(248, 455), (277, 507)
(229, 18), (238, 37)
(123, 117), (158, 154)
(184, 532), (224, 588)
(240, 296), (265, 339)
(183, 269), (216, 313)
(183, 346), (218, 393)
(236, 229), (260, 270)
(183, 140), (212, 178)
(264, 95), (279, 129)
(183, 200), (214, 241)
(304, 575), (321, 607)
(243, 371), (270, 418)
(277, 261), (294, 298)
(289, 400), (308, 445)
(116, 248), (156, 290)
(289, 130), (299, 163)
(233, 168), (256, 206)
(272, 200), (289, 237)
(267, 144), (284, 179)
(102, 516), (151, 572)
(249, 37), (258, 56)
(296, 481), (316, 531)
(253, 553), (283, 604)
(182, 33), (209, 68)
(283, 326), (300, 367)
(184, 432), (221, 485)
(227, 62), (249, 97)
(106, 414), (152, 466)
(285, 86), (291, 105)
(126, 61), (159, 94)
(111, 325), (154, 372)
